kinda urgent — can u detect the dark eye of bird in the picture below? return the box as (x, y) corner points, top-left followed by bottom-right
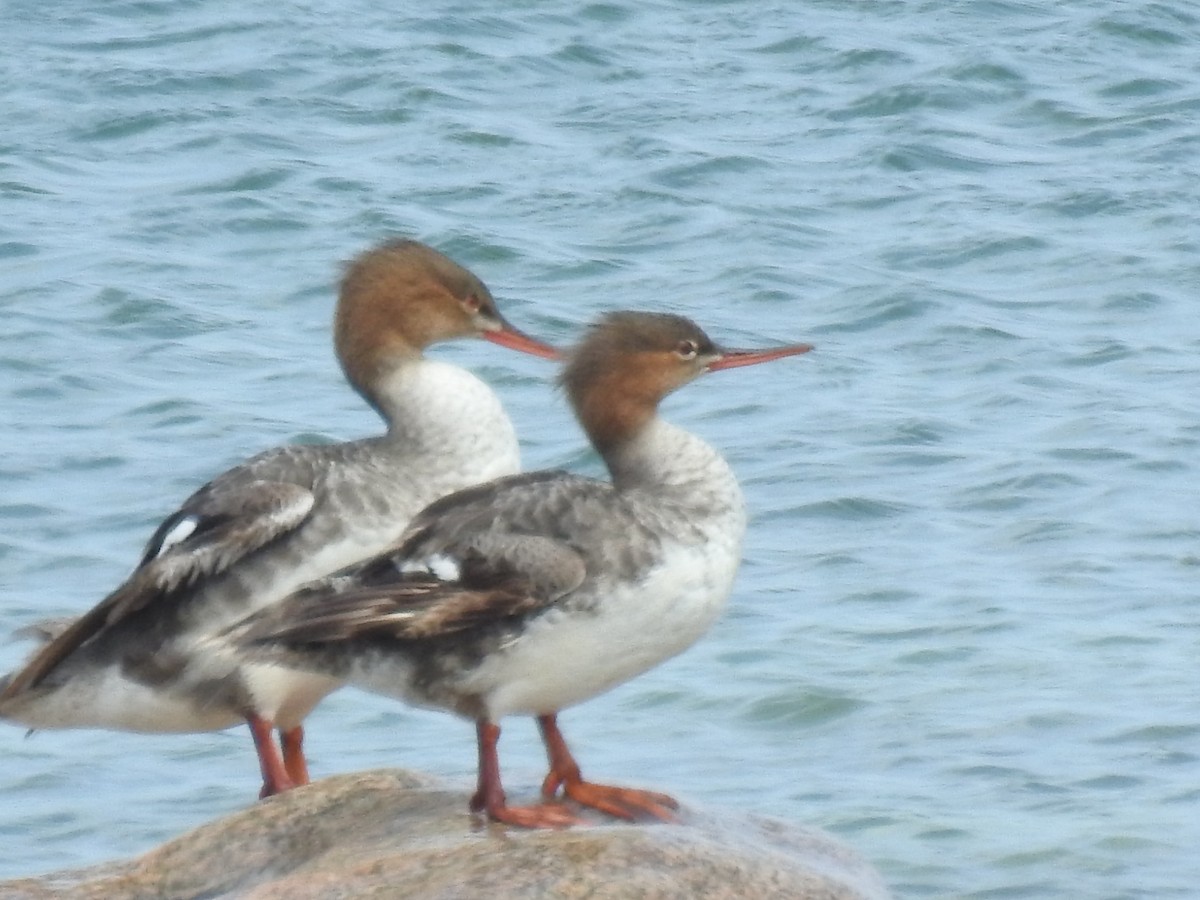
(463, 294), (483, 312)
(676, 340), (698, 360)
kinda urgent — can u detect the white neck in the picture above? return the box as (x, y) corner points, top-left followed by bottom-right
(608, 417), (744, 522)
(371, 357), (519, 469)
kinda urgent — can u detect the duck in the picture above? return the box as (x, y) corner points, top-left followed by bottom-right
(0, 239), (559, 798)
(229, 310), (811, 825)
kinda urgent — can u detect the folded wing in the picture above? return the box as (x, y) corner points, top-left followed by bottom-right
(0, 478), (314, 700)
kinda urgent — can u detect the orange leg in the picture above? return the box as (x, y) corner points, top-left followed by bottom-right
(537, 713), (678, 822)
(469, 720), (581, 829)
(248, 714), (295, 799)
(280, 725), (310, 787)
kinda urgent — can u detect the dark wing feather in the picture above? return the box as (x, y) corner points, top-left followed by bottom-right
(235, 571), (545, 646)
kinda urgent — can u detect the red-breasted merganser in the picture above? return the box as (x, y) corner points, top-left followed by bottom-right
(0, 239), (558, 798)
(231, 311), (811, 826)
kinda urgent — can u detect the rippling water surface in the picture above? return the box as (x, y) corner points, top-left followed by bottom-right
(2, 2), (1198, 896)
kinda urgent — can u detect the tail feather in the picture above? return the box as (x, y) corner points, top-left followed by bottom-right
(11, 617), (77, 646)
(1, 612), (95, 702)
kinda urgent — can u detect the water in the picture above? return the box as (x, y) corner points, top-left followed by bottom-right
(2, 1), (1198, 896)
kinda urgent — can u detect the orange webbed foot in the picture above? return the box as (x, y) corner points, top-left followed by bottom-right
(536, 713), (679, 823)
(470, 718), (586, 829)
(482, 799), (584, 829)
(549, 777), (679, 822)
(470, 785), (583, 829)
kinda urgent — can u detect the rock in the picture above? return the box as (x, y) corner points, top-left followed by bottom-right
(0, 770), (891, 899)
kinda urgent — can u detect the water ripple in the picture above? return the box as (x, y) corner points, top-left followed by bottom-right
(2, 1), (1199, 896)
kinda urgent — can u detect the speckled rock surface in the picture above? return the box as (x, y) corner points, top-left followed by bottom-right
(0, 770), (891, 899)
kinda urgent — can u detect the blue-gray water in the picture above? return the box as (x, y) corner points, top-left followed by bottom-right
(2, 2), (1198, 896)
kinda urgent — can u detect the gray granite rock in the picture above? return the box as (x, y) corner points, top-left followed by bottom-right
(0, 770), (891, 899)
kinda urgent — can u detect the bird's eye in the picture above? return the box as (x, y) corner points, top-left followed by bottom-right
(463, 294), (483, 313)
(675, 340), (699, 360)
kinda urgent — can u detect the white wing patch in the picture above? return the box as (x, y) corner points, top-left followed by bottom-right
(155, 515), (200, 557)
(396, 552), (461, 582)
(426, 553), (462, 581)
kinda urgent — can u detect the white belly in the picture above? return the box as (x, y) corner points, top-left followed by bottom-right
(241, 662), (344, 731)
(469, 538), (741, 720)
